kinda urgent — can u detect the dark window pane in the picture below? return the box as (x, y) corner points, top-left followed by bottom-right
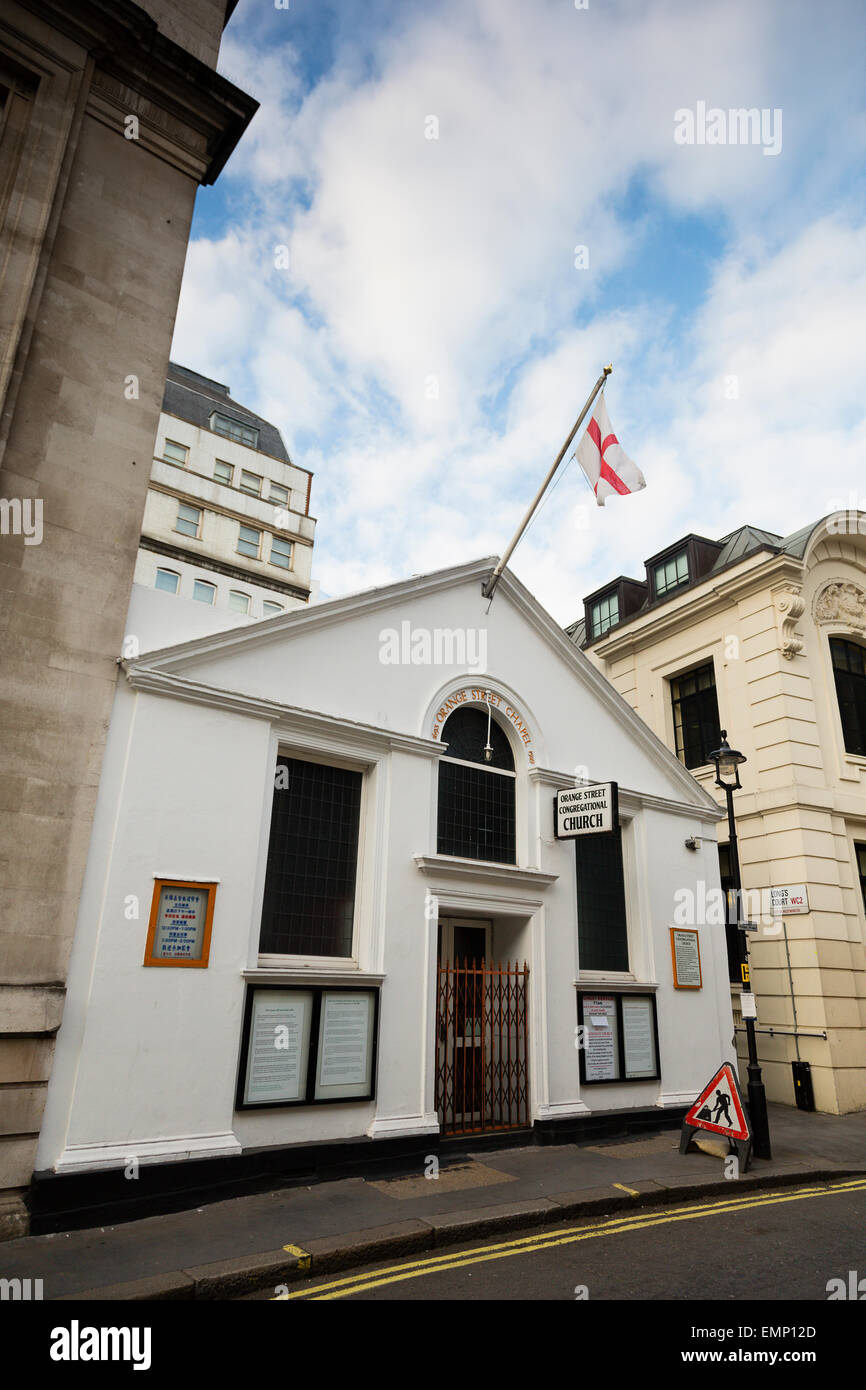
(440, 707), (514, 770)
(671, 662), (721, 769)
(437, 761), (516, 863)
(260, 758), (362, 956)
(575, 829), (629, 972)
(830, 638), (866, 755)
(857, 843), (866, 917)
(591, 592), (619, 638)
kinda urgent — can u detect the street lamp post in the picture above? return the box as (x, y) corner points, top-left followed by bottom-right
(709, 731), (772, 1160)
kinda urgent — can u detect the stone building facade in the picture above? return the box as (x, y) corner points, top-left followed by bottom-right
(0, 0), (255, 1238)
(569, 513), (866, 1115)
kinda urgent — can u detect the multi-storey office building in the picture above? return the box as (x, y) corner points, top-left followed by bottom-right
(569, 512), (866, 1114)
(134, 363), (315, 625)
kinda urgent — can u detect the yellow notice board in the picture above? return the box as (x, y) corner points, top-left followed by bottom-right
(670, 927), (702, 990)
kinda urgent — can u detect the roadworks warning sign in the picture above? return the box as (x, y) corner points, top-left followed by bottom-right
(684, 1062), (750, 1141)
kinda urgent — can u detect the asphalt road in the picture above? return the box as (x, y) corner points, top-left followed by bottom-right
(261, 1177), (866, 1302)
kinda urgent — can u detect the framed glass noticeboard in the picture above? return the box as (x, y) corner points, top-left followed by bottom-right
(143, 879), (217, 968)
(314, 991), (377, 1100)
(242, 989), (313, 1105)
(577, 991), (660, 1085)
(621, 995), (658, 1078)
(581, 993), (621, 1082)
(236, 984), (380, 1110)
(670, 927), (703, 989)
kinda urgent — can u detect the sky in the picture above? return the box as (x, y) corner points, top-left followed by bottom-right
(170, 0), (866, 623)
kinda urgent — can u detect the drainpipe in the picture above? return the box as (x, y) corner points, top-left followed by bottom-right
(780, 917), (801, 1063)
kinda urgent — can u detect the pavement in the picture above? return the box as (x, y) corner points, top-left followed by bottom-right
(3, 1103), (865, 1301)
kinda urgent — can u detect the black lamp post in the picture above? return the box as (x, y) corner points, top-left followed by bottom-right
(708, 731), (772, 1160)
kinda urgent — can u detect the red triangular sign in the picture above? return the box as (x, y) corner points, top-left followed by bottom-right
(684, 1063), (749, 1141)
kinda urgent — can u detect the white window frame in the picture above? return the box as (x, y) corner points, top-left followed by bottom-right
(154, 568), (180, 595)
(237, 524), (262, 560)
(192, 579), (216, 605)
(175, 502), (202, 539)
(270, 535), (293, 569)
(240, 470), (262, 497)
(162, 439), (189, 468)
(211, 412), (259, 449)
(214, 460), (233, 485)
(229, 590), (250, 614)
(269, 481), (290, 507)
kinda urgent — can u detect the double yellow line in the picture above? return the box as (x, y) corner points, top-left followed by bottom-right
(275, 1177), (866, 1300)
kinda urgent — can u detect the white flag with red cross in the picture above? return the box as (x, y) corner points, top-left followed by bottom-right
(574, 392), (646, 507)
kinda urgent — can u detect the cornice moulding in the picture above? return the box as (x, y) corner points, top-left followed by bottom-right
(591, 555), (804, 659)
(414, 854), (558, 891)
(123, 667), (444, 757)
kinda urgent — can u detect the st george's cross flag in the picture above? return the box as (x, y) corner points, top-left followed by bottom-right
(574, 393), (646, 506)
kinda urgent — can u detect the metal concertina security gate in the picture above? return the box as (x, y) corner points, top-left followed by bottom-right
(435, 958), (529, 1135)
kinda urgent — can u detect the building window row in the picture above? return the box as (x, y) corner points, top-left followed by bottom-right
(173, 504), (293, 570)
(154, 567), (284, 617)
(165, 448), (294, 511)
(259, 720), (632, 974)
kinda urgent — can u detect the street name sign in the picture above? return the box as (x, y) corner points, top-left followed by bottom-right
(554, 782), (618, 838)
(765, 884), (810, 916)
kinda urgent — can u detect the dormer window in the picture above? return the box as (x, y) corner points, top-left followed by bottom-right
(590, 591), (619, 639)
(211, 412), (259, 449)
(654, 550), (689, 597)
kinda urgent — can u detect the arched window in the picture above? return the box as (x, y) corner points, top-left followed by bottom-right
(830, 637), (866, 755)
(437, 707), (516, 864)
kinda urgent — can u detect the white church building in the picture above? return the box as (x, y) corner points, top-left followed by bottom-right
(33, 558), (732, 1222)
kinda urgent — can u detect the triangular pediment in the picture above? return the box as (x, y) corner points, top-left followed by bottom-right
(124, 557), (720, 813)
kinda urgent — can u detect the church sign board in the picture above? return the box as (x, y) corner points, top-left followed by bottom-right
(554, 782), (618, 839)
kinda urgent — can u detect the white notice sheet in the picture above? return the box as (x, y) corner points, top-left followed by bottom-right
(245, 991), (311, 1104)
(622, 996), (656, 1078)
(315, 993), (374, 1098)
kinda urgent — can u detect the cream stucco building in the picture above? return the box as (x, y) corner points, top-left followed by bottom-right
(569, 512), (866, 1114)
(134, 362), (316, 623)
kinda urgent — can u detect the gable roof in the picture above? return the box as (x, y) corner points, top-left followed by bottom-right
(122, 555), (721, 815)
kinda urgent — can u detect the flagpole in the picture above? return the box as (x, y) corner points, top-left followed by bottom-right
(481, 364), (612, 600)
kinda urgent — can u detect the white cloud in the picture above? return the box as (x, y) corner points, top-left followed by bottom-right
(171, 0), (866, 625)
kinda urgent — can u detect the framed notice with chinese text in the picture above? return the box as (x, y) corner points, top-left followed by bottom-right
(670, 927), (703, 990)
(143, 879), (216, 968)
